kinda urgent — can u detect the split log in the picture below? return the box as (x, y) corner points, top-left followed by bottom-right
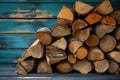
(21, 39), (44, 59)
(68, 54), (77, 64)
(87, 48), (104, 61)
(93, 60), (109, 73)
(18, 58), (36, 73)
(36, 32), (52, 45)
(108, 51), (120, 63)
(94, 0), (113, 15)
(95, 24), (116, 38)
(57, 5), (74, 25)
(108, 61), (119, 74)
(37, 59), (52, 73)
(56, 60), (73, 73)
(52, 37), (67, 50)
(16, 64), (28, 76)
(85, 34), (99, 47)
(116, 42), (120, 51)
(37, 27), (51, 33)
(46, 47), (67, 65)
(74, 1), (94, 15)
(100, 35), (116, 52)
(51, 24), (71, 37)
(74, 47), (88, 60)
(111, 11), (120, 25)
(68, 39), (83, 54)
(73, 59), (92, 74)
(101, 16), (116, 26)
(73, 28), (90, 42)
(85, 13), (102, 25)
(72, 19), (88, 33)
(114, 27), (120, 40)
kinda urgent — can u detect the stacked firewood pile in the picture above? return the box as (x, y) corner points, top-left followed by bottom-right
(16, 0), (120, 75)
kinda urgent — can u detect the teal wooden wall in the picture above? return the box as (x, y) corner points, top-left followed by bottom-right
(0, 0), (120, 64)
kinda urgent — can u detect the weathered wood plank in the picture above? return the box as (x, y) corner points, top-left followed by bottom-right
(0, 34), (36, 48)
(0, 19), (57, 33)
(0, 0), (120, 2)
(0, 3), (119, 18)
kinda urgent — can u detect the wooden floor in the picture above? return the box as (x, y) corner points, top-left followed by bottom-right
(0, 0), (120, 79)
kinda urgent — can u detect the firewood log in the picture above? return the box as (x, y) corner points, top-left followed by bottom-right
(93, 60), (109, 73)
(74, 1), (94, 15)
(114, 27), (120, 40)
(108, 61), (119, 74)
(116, 41), (120, 51)
(37, 59), (52, 73)
(85, 13), (102, 25)
(74, 47), (88, 60)
(85, 34), (99, 47)
(56, 60), (73, 73)
(111, 11), (120, 25)
(16, 64), (28, 76)
(73, 28), (91, 42)
(46, 46), (67, 65)
(108, 51), (120, 63)
(57, 5), (74, 25)
(72, 19), (88, 33)
(87, 48), (104, 61)
(36, 31), (52, 45)
(52, 37), (67, 50)
(37, 27), (51, 33)
(100, 35), (116, 52)
(94, 0), (113, 15)
(68, 38), (83, 54)
(95, 24), (116, 38)
(52, 24), (71, 37)
(101, 16), (116, 26)
(73, 59), (92, 74)
(68, 53), (77, 64)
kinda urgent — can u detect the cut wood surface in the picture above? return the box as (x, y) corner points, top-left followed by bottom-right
(57, 5), (74, 25)
(37, 59), (52, 74)
(114, 27), (120, 40)
(74, 1), (94, 15)
(95, 0), (113, 15)
(72, 19), (88, 33)
(20, 58), (35, 73)
(36, 32), (52, 45)
(51, 24), (71, 37)
(101, 16), (116, 26)
(116, 42), (120, 51)
(73, 28), (90, 42)
(56, 60), (73, 73)
(85, 34), (99, 47)
(108, 61), (119, 74)
(46, 47), (67, 65)
(67, 54), (77, 64)
(94, 60), (109, 73)
(73, 59), (92, 74)
(52, 37), (67, 50)
(100, 35), (116, 52)
(111, 11), (120, 25)
(16, 64), (28, 76)
(85, 13), (102, 25)
(108, 51), (120, 63)
(68, 39), (83, 54)
(95, 24), (116, 38)
(74, 47), (88, 60)
(87, 48), (104, 61)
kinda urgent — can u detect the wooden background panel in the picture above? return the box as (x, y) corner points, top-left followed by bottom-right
(0, 0), (120, 2)
(0, 19), (57, 33)
(0, 34), (36, 48)
(0, 2), (119, 18)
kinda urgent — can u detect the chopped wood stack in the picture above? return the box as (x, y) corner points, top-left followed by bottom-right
(16, 0), (120, 76)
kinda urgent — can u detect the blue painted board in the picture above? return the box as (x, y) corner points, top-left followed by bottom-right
(0, 19), (57, 33)
(0, 0), (120, 2)
(0, 34), (36, 48)
(0, 2), (119, 18)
